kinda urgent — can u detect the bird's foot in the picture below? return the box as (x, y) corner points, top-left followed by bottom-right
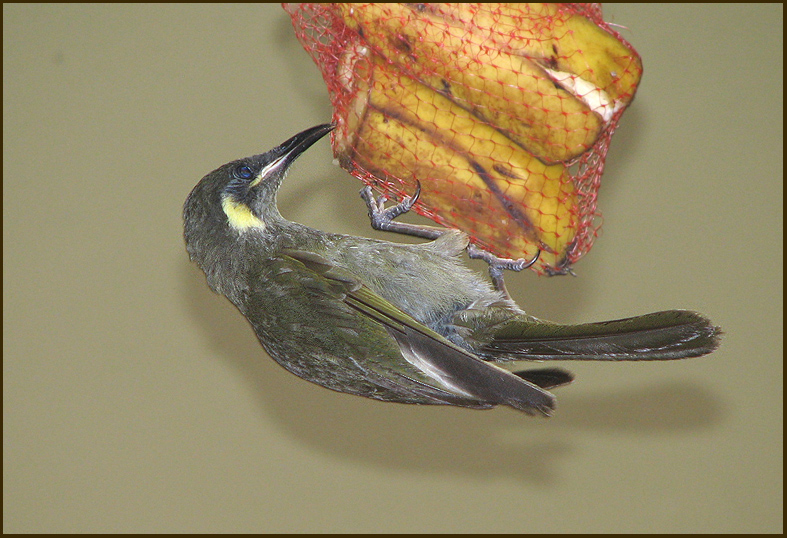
(360, 183), (444, 241)
(467, 245), (541, 299)
(361, 183), (420, 227)
(360, 183), (540, 297)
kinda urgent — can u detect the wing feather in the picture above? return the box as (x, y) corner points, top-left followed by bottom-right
(280, 250), (561, 414)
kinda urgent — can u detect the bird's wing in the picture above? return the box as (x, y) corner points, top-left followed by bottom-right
(465, 309), (722, 361)
(277, 249), (558, 415)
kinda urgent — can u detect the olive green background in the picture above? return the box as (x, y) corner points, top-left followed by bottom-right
(4, 4), (782, 533)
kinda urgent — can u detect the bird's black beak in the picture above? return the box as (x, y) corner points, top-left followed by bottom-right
(262, 123), (335, 180)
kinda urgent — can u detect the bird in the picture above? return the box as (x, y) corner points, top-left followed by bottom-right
(183, 123), (721, 416)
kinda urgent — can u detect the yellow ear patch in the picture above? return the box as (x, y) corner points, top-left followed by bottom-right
(222, 196), (266, 231)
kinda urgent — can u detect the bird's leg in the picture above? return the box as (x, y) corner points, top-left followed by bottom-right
(360, 184), (540, 298)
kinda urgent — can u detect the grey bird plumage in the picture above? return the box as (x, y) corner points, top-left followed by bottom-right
(184, 124), (720, 416)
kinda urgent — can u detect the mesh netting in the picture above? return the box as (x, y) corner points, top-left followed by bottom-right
(284, 3), (642, 275)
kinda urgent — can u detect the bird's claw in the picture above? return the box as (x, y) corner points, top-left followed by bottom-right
(467, 245), (541, 298)
(361, 183), (421, 230)
(467, 245), (540, 272)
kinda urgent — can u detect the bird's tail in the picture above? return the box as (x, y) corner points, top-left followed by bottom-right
(479, 310), (721, 361)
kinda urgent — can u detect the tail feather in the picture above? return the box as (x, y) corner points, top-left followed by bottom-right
(511, 367), (575, 389)
(481, 310), (721, 361)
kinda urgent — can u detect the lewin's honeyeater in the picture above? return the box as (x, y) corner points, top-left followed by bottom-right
(183, 123), (720, 416)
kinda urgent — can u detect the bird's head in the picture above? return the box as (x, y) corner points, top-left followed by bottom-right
(183, 123), (334, 294)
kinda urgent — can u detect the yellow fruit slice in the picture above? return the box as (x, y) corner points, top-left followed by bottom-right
(335, 55), (577, 270)
(336, 3), (605, 164)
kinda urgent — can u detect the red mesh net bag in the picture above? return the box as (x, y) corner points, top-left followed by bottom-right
(284, 3), (642, 275)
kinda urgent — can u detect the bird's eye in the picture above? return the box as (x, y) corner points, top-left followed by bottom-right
(233, 165), (255, 180)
